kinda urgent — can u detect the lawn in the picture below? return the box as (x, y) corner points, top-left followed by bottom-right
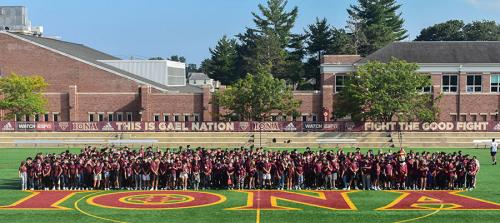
(0, 147), (499, 223)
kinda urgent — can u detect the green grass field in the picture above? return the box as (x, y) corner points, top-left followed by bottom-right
(0, 147), (499, 223)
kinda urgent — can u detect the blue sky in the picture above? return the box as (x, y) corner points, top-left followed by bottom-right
(2, 0), (500, 65)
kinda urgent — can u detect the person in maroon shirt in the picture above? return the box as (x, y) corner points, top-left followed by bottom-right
(226, 162), (235, 190)
(286, 160), (294, 190)
(68, 160), (77, 190)
(111, 160), (120, 189)
(418, 160), (429, 190)
(192, 160), (201, 190)
(52, 160), (63, 190)
(93, 161), (103, 190)
(133, 159), (142, 190)
(348, 158), (359, 190)
(248, 160), (256, 189)
(323, 160), (334, 189)
(313, 160), (323, 188)
(263, 159), (272, 189)
(159, 158), (168, 189)
(360, 158), (372, 190)
(295, 160), (304, 190)
(150, 158), (160, 190)
(202, 158), (212, 189)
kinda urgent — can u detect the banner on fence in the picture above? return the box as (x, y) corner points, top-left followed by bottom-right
(1, 121), (500, 132)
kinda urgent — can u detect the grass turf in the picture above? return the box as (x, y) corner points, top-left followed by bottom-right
(0, 147), (498, 223)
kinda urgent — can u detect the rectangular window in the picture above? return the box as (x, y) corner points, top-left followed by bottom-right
(108, 113), (113, 121)
(34, 114), (39, 122)
(126, 112), (132, 121)
(272, 115), (277, 121)
(282, 115), (287, 121)
(163, 114), (169, 122)
(471, 115), (477, 122)
(467, 75), (482, 92)
(98, 113), (104, 121)
(450, 114), (457, 122)
(491, 74), (500, 92)
(481, 114), (487, 121)
(174, 115), (180, 122)
(25, 114), (30, 121)
(184, 115), (189, 122)
(116, 113), (123, 121)
(302, 115), (307, 122)
(442, 75), (458, 92)
(335, 75), (347, 93)
(88, 113), (94, 122)
(194, 114), (200, 122)
(15, 115), (21, 121)
(53, 113), (59, 122)
(154, 114), (160, 122)
(312, 114), (318, 122)
(44, 114), (49, 122)
(459, 115), (466, 122)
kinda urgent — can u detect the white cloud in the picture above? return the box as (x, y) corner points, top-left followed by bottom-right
(465, 0), (500, 9)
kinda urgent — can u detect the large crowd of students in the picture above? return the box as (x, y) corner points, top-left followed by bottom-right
(18, 145), (482, 191)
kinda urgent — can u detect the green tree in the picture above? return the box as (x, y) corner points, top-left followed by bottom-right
(463, 20), (500, 41)
(238, 0), (298, 80)
(205, 35), (239, 85)
(305, 18), (333, 61)
(415, 20), (500, 41)
(0, 73), (48, 120)
(214, 66), (300, 121)
(415, 20), (466, 41)
(285, 34), (307, 88)
(348, 0), (408, 55)
(335, 59), (438, 122)
(169, 55), (186, 63)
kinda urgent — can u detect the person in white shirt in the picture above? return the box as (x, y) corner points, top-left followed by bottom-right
(491, 138), (497, 165)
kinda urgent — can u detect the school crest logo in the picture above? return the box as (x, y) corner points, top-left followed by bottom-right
(239, 122), (250, 131)
(58, 122), (69, 131)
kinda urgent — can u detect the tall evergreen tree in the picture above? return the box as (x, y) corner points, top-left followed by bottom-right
(348, 0), (408, 55)
(305, 18), (333, 61)
(205, 36), (239, 85)
(463, 20), (500, 41)
(238, 0), (299, 80)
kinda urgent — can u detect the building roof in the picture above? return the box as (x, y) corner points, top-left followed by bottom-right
(188, 72), (211, 81)
(322, 55), (361, 64)
(7, 32), (202, 93)
(358, 41), (500, 64)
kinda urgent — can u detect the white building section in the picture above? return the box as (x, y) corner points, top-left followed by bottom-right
(99, 60), (186, 87)
(0, 6), (43, 35)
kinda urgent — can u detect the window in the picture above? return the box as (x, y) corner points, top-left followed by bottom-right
(442, 75), (458, 92)
(126, 112), (132, 121)
(302, 115), (307, 122)
(450, 114), (457, 122)
(335, 75), (347, 93)
(467, 75), (482, 92)
(481, 114), (487, 121)
(53, 113), (59, 122)
(194, 114), (200, 122)
(471, 114), (477, 122)
(88, 113), (94, 122)
(98, 113), (104, 121)
(282, 116), (287, 121)
(174, 115), (180, 122)
(163, 114), (169, 122)
(44, 114), (49, 122)
(184, 115), (189, 122)
(312, 114), (318, 122)
(272, 115), (277, 121)
(116, 113), (123, 121)
(15, 115), (21, 121)
(459, 115), (466, 122)
(34, 114), (39, 122)
(491, 74), (500, 92)
(25, 115), (30, 121)
(108, 113), (113, 121)
(154, 114), (160, 122)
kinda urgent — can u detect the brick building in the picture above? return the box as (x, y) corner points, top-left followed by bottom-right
(321, 42), (500, 122)
(1, 31), (500, 122)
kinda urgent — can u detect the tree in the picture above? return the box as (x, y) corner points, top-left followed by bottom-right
(335, 59), (439, 122)
(237, 0), (298, 81)
(205, 35), (240, 85)
(0, 73), (48, 120)
(214, 66), (301, 121)
(169, 55), (186, 63)
(463, 20), (500, 41)
(305, 18), (333, 61)
(415, 20), (500, 41)
(348, 0), (408, 55)
(415, 20), (465, 41)
(285, 34), (307, 88)
(148, 56), (164, 60)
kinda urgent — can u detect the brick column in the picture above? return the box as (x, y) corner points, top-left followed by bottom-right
(140, 85), (151, 121)
(321, 73), (335, 115)
(202, 85), (213, 121)
(68, 85), (78, 121)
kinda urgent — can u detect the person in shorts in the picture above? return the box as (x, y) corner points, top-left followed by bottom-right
(491, 138), (497, 165)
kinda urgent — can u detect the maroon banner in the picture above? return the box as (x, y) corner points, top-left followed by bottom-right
(0, 121), (499, 132)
